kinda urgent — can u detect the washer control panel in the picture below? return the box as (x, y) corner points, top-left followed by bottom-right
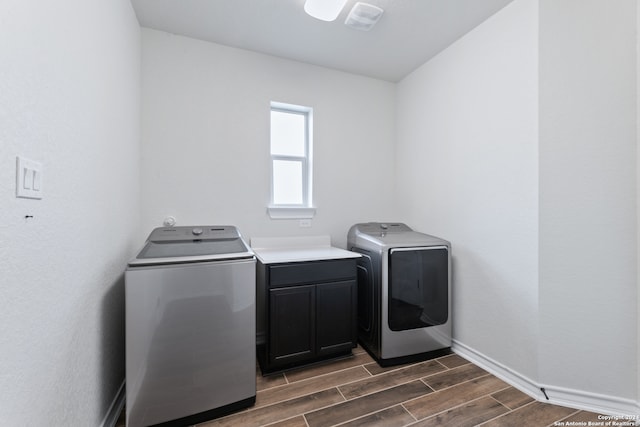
(148, 226), (241, 242)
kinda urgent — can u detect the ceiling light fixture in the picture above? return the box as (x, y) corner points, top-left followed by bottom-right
(304, 0), (348, 22)
(345, 2), (384, 31)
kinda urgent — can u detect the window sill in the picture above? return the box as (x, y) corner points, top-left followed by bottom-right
(267, 206), (316, 219)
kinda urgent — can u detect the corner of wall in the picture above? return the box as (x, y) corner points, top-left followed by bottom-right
(636, 0), (640, 411)
(539, 0), (638, 412)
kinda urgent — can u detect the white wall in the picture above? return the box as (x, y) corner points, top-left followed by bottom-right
(0, 0), (140, 425)
(396, 0), (539, 383)
(637, 0), (640, 411)
(397, 0), (638, 414)
(539, 0), (637, 407)
(140, 29), (396, 248)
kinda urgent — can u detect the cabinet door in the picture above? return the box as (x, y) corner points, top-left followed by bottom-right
(316, 280), (357, 356)
(269, 285), (316, 366)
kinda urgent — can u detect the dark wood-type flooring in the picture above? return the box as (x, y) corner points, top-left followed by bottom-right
(118, 346), (608, 426)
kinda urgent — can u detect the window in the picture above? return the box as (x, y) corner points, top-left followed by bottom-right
(269, 102), (314, 218)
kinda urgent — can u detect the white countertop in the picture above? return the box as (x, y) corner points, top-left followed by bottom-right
(250, 235), (361, 264)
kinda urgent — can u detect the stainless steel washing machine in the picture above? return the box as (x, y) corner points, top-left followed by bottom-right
(125, 226), (256, 427)
(348, 222), (451, 366)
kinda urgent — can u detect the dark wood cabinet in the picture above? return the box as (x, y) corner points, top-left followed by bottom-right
(257, 258), (357, 374)
(316, 280), (357, 356)
(269, 284), (316, 365)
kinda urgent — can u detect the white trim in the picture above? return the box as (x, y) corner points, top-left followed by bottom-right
(452, 340), (640, 418)
(539, 384), (640, 418)
(271, 101), (312, 114)
(100, 380), (125, 427)
(269, 102), (313, 208)
(267, 206), (316, 219)
(452, 339), (541, 400)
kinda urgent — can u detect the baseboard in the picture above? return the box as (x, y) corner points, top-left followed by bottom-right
(452, 339), (639, 418)
(539, 383), (639, 418)
(451, 340), (541, 400)
(100, 380), (126, 427)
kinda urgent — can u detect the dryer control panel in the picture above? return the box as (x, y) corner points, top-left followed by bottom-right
(353, 222), (413, 235)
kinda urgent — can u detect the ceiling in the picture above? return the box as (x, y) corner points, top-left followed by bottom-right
(129, 0), (515, 82)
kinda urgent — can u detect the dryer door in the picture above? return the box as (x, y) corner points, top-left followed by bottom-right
(388, 246), (448, 331)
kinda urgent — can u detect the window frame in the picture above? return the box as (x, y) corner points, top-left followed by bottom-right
(268, 102), (315, 219)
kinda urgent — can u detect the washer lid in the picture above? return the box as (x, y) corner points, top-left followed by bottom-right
(129, 226), (254, 266)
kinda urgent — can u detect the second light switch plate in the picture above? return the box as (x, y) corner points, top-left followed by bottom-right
(16, 156), (43, 200)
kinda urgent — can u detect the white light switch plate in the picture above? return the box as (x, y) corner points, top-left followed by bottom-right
(16, 156), (43, 199)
